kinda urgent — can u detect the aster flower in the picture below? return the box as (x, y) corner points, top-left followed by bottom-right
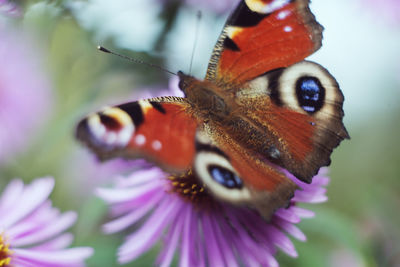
(0, 0), (20, 17)
(97, 163), (329, 266)
(0, 27), (52, 164)
(0, 177), (93, 266)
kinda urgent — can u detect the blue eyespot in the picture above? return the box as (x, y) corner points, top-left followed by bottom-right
(295, 76), (325, 113)
(208, 165), (243, 189)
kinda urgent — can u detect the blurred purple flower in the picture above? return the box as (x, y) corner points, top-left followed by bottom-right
(364, 0), (400, 25)
(0, 0), (20, 17)
(97, 162), (330, 266)
(329, 248), (365, 267)
(0, 27), (52, 164)
(160, 0), (238, 14)
(0, 177), (93, 266)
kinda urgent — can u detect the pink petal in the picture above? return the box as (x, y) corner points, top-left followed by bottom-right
(267, 225), (297, 257)
(291, 207), (315, 218)
(96, 179), (162, 204)
(0, 179), (24, 215)
(102, 192), (164, 234)
(157, 205), (185, 267)
(274, 217), (306, 241)
(30, 233), (74, 251)
(179, 204), (192, 267)
(210, 214), (238, 267)
(201, 213), (225, 266)
(293, 188), (327, 203)
(274, 208), (301, 223)
(8, 202), (58, 240)
(12, 211), (77, 247)
(115, 167), (164, 187)
(118, 196), (182, 263)
(1, 177), (54, 228)
(13, 247), (93, 265)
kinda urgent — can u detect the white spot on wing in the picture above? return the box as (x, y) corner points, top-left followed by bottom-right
(226, 26), (243, 39)
(152, 140), (162, 151)
(245, 0), (291, 14)
(138, 100), (153, 114)
(284, 26), (293, 32)
(135, 134), (146, 146)
(277, 10), (290, 20)
(88, 114), (106, 139)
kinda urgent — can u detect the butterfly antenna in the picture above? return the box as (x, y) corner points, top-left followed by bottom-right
(189, 10), (202, 75)
(97, 46), (177, 76)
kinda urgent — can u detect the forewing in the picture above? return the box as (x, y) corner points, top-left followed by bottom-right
(76, 97), (200, 172)
(206, 0), (323, 85)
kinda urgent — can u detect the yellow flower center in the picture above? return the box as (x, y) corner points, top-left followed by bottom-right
(0, 234), (12, 267)
(168, 169), (210, 205)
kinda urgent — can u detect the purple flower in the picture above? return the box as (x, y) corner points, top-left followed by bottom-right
(0, 0), (20, 17)
(0, 177), (93, 266)
(0, 27), (52, 165)
(97, 162), (330, 266)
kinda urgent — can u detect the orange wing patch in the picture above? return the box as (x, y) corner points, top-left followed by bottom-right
(127, 102), (198, 170)
(76, 99), (200, 173)
(206, 0), (322, 85)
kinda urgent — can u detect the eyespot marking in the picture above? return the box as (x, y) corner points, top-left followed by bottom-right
(208, 164), (243, 189)
(86, 107), (135, 148)
(295, 76), (325, 113)
(275, 61), (340, 117)
(194, 150), (251, 203)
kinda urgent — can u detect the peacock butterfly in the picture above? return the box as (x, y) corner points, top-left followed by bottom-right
(76, 0), (349, 219)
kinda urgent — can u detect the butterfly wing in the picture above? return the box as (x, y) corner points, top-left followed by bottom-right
(200, 0), (348, 182)
(76, 97), (199, 172)
(234, 61), (349, 183)
(206, 0), (323, 85)
(193, 126), (298, 219)
(77, 97), (297, 218)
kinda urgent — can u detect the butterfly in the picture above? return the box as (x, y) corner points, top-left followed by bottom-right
(76, 0), (349, 219)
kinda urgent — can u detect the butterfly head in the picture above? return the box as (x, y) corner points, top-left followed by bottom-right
(177, 71), (194, 94)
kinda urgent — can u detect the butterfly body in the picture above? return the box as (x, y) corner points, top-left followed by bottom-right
(76, 0), (349, 219)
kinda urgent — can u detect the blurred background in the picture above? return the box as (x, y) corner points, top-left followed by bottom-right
(1, 0), (399, 266)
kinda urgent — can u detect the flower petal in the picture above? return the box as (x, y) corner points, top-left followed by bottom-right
(102, 192), (164, 234)
(201, 213), (226, 266)
(13, 247), (93, 265)
(12, 211), (77, 247)
(157, 205), (185, 267)
(118, 196), (182, 263)
(96, 179), (162, 204)
(0, 179), (24, 216)
(1, 177), (54, 229)
(30, 233), (74, 251)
